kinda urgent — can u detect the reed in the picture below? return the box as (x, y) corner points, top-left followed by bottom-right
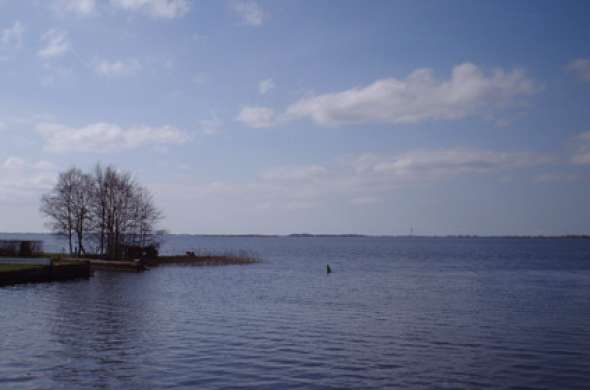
(147, 249), (260, 266)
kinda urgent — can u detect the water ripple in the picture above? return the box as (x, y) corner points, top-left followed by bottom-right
(1, 237), (590, 389)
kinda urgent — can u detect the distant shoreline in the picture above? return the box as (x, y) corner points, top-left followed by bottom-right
(1, 232), (589, 240)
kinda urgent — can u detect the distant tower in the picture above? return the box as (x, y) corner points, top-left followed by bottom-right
(410, 227), (414, 237)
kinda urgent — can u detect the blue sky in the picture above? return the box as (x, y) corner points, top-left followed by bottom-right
(0, 0), (589, 235)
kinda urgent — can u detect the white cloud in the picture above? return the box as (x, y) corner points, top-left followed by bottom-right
(261, 148), (550, 203)
(572, 131), (590, 164)
(230, 1), (266, 26)
(534, 172), (579, 183)
(111, 0), (190, 18)
(285, 63), (538, 127)
(94, 59), (141, 77)
(1, 21), (24, 49)
(192, 148), (548, 216)
(55, 0), (96, 15)
(350, 196), (380, 205)
(38, 29), (70, 59)
(566, 58), (590, 82)
(192, 33), (208, 42)
(199, 115), (224, 135)
(154, 146), (552, 233)
(36, 122), (189, 153)
(0, 158), (57, 199)
(40, 63), (74, 87)
(354, 148), (549, 179)
(259, 78), (275, 95)
(0, 112), (55, 127)
(259, 165), (328, 181)
(237, 106), (277, 128)
(192, 72), (207, 85)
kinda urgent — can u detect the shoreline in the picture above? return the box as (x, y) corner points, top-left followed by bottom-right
(1, 252), (258, 286)
(1, 232), (588, 240)
(0, 260), (91, 287)
(58, 252), (259, 273)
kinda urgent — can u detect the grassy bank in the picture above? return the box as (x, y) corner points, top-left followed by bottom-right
(58, 251), (259, 272)
(0, 264), (43, 272)
(0, 249), (258, 285)
(62, 257), (146, 272)
(0, 260), (91, 287)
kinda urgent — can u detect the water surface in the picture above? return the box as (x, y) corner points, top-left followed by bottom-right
(1, 235), (589, 389)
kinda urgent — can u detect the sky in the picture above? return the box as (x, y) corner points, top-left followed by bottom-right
(0, 0), (589, 235)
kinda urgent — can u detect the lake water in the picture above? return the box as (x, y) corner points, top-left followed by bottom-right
(1, 235), (590, 389)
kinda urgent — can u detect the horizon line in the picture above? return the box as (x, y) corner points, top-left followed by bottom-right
(0, 232), (589, 239)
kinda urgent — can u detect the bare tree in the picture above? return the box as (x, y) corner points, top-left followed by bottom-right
(91, 163), (108, 256)
(129, 185), (162, 248)
(40, 168), (78, 254)
(41, 164), (163, 259)
(72, 172), (94, 256)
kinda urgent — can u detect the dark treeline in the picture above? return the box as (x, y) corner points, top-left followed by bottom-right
(40, 164), (163, 260)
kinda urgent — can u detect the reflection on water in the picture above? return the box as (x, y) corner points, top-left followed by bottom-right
(1, 237), (590, 389)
